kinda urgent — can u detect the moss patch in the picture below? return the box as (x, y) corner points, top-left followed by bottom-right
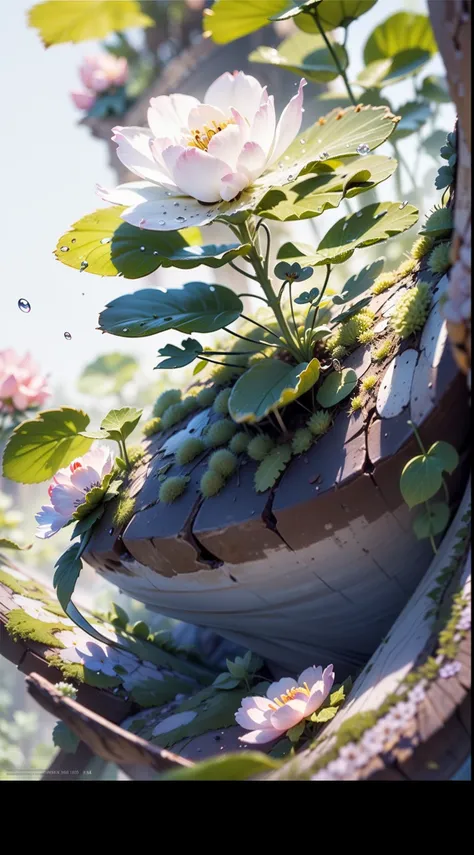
(6, 610), (65, 648)
(46, 653), (121, 688)
(0, 568), (50, 601)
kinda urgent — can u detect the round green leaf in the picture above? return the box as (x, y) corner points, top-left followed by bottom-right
(400, 455), (443, 508)
(100, 407), (143, 442)
(203, 0), (287, 44)
(155, 339), (203, 370)
(229, 359), (320, 423)
(28, 1), (154, 46)
(393, 100), (432, 140)
(2, 408), (93, 484)
(363, 12), (437, 64)
(413, 502), (450, 540)
(357, 49), (433, 89)
(426, 441), (459, 475)
(77, 354), (139, 397)
(249, 32), (348, 83)
(99, 283), (243, 338)
(293, 0), (376, 32)
(316, 368), (358, 407)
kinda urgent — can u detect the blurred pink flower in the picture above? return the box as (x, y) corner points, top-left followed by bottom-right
(0, 349), (50, 413)
(71, 54), (128, 111)
(185, 0), (205, 9)
(35, 445), (114, 539)
(235, 664), (335, 744)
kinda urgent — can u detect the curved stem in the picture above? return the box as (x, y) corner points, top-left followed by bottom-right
(312, 10), (357, 106)
(237, 292), (269, 304)
(257, 221), (272, 279)
(238, 315), (283, 345)
(223, 324), (281, 349)
(199, 355), (245, 369)
(310, 265), (331, 337)
(288, 280), (300, 344)
(229, 260), (259, 281)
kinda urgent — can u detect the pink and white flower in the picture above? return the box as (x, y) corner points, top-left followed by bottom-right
(71, 54), (128, 111)
(0, 349), (50, 413)
(235, 664), (335, 745)
(56, 628), (138, 676)
(98, 70), (306, 230)
(35, 445), (114, 539)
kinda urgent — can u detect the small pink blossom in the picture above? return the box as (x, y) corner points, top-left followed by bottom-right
(71, 54), (128, 112)
(235, 664), (335, 745)
(35, 445), (114, 539)
(0, 349), (50, 413)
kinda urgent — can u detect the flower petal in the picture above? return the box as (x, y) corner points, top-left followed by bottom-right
(204, 72), (234, 112)
(97, 180), (178, 208)
(71, 91), (95, 111)
(298, 665), (322, 690)
(238, 728), (281, 745)
(70, 465), (101, 493)
(35, 505), (67, 539)
(220, 171), (249, 202)
(207, 123), (246, 171)
(112, 126), (174, 186)
(241, 695), (274, 712)
(236, 141), (267, 181)
(172, 148), (231, 203)
(207, 71), (266, 126)
(187, 103), (227, 132)
(270, 700), (306, 731)
(268, 78), (306, 166)
(250, 95), (276, 161)
(266, 677), (296, 700)
(49, 483), (83, 518)
(147, 94), (199, 140)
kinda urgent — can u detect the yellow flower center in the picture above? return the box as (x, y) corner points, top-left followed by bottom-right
(268, 682), (311, 711)
(187, 117), (235, 152)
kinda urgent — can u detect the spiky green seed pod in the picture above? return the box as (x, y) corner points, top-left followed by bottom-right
(196, 386), (217, 408)
(428, 242), (451, 275)
(175, 437), (206, 465)
(397, 257), (416, 278)
(391, 282), (431, 339)
(350, 395), (363, 413)
(142, 417), (162, 437)
(200, 469), (225, 498)
(162, 402), (187, 430)
(357, 328), (375, 346)
(422, 206), (453, 238)
(153, 388), (181, 418)
(213, 388), (231, 415)
(331, 344), (348, 359)
(361, 374), (377, 392)
(211, 365), (241, 386)
(307, 410), (331, 436)
(127, 445), (145, 466)
(180, 396), (199, 417)
(372, 339), (392, 361)
(209, 449), (238, 478)
(338, 310), (374, 347)
(372, 271), (398, 295)
(205, 418), (237, 448)
(247, 434), (275, 461)
(410, 235), (434, 260)
(292, 428), (313, 455)
(113, 495), (136, 528)
(159, 476), (188, 504)
(229, 432), (250, 454)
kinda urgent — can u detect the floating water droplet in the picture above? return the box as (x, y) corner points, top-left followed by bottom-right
(18, 298), (31, 313)
(173, 201), (180, 207)
(319, 151), (329, 159)
(166, 191), (173, 197)
(209, 286), (215, 292)
(356, 143), (370, 156)
(153, 250), (159, 256)
(176, 216), (186, 223)
(64, 331), (72, 340)
(60, 245), (69, 252)
(399, 200), (408, 209)
(300, 138), (306, 145)
(80, 260), (88, 271)
(140, 246), (146, 251)
(108, 528), (114, 535)
(100, 237), (111, 245)
(158, 220), (165, 226)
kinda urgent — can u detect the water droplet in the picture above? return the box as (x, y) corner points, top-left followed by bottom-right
(60, 245), (69, 252)
(122, 328), (128, 333)
(80, 260), (88, 271)
(278, 162), (284, 169)
(100, 237), (111, 245)
(108, 528), (114, 535)
(209, 286), (215, 291)
(356, 211), (363, 218)
(301, 149), (306, 154)
(18, 298), (31, 313)
(153, 250), (159, 256)
(399, 200), (408, 209)
(140, 246), (146, 252)
(71, 238), (76, 244)
(300, 138), (306, 145)
(287, 174), (294, 181)
(176, 216), (186, 223)
(284, 155), (290, 161)
(173, 201), (180, 207)
(158, 220), (165, 226)
(166, 192), (173, 197)
(356, 143), (370, 156)
(64, 331), (72, 340)
(342, 223), (348, 230)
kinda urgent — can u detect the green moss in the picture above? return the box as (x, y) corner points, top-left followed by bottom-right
(180, 396), (199, 417)
(159, 476), (188, 504)
(175, 437), (206, 465)
(349, 395), (363, 413)
(391, 282), (431, 339)
(196, 386), (217, 408)
(339, 310), (374, 347)
(229, 432), (250, 454)
(428, 242), (451, 274)
(200, 469), (225, 498)
(361, 375), (377, 394)
(162, 403), (187, 430)
(410, 234), (434, 260)
(372, 270), (397, 295)
(357, 329), (375, 346)
(205, 418), (237, 448)
(142, 417), (162, 438)
(46, 654), (121, 688)
(307, 411), (331, 436)
(210, 365), (242, 386)
(292, 428), (313, 455)
(153, 388), (181, 418)
(330, 345), (347, 359)
(208, 449), (238, 478)
(0, 568), (50, 601)
(112, 495), (135, 528)
(397, 257), (417, 278)
(213, 388), (231, 415)
(372, 338), (392, 361)
(127, 445), (145, 466)
(6, 609), (65, 648)
(247, 434), (274, 461)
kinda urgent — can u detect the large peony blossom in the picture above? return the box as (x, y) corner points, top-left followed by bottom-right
(0, 349), (50, 413)
(71, 54), (128, 111)
(35, 445), (114, 539)
(235, 664), (335, 744)
(98, 71), (306, 230)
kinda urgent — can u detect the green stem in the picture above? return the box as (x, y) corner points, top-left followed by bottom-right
(310, 265), (331, 337)
(425, 501), (438, 555)
(199, 355), (245, 370)
(223, 323), (281, 349)
(237, 293), (269, 304)
(313, 10), (357, 107)
(229, 260), (259, 281)
(288, 280), (300, 344)
(407, 420), (427, 454)
(121, 439), (130, 471)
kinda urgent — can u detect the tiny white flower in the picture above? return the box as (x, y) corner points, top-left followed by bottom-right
(12, 594), (72, 625)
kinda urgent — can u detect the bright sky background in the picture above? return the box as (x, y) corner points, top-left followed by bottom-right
(1, 0), (454, 397)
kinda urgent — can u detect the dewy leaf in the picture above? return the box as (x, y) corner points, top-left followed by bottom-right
(364, 12), (437, 64)
(155, 339), (203, 370)
(254, 444), (292, 492)
(249, 31), (348, 83)
(305, 202), (419, 266)
(77, 353), (139, 398)
(28, 1), (154, 47)
(229, 359), (320, 423)
(399, 454), (444, 508)
(0, 538), (32, 551)
(162, 752), (280, 782)
(413, 502), (450, 540)
(393, 100), (432, 140)
(292, 0), (376, 32)
(53, 543), (82, 613)
(332, 259), (384, 304)
(203, 0), (287, 44)
(99, 283), (243, 338)
(426, 441), (459, 475)
(316, 368), (358, 407)
(100, 407), (143, 442)
(2, 409), (92, 484)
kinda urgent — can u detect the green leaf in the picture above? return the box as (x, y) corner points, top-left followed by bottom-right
(364, 13), (437, 64)
(400, 455), (444, 508)
(292, 0), (376, 32)
(53, 543), (82, 613)
(427, 441), (459, 475)
(0, 538), (32, 551)
(287, 720), (306, 743)
(155, 339), (203, 370)
(162, 752), (280, 781)
(99, 283), (243, 339)
(130, 676), (195, 708)
(52, 721), (80, 754)
(357, 50), (433, 89)
(330, 296), (373, 323)
(100, 407), (143, 442)
(330, 686), (346, 706)
(28, 1), (154, 46)
(254, 444), (292, 492)
(316, 368), (358, 407)
(229, 359), (320, 423)
(226, 658), (247, 680)
(312, 706), (338, 723)
(332, 259), (384, 304)
(420, 75), (451, 104)
(249, 32), (348, 83)
(304, 202), (419, 266)
(424, 130), (451, 160)
(70, 504), (105, 539)
(203, 0), (287, 44)
(435, 165), (454, 190)
(394, 100), (432, 140)
(153, 687), (248, 749)
(109, 603), (129, 630)
(77, 354), (139, 398)
(212, 672), (241, 691)
(2, 408), (92, 484)
(413, 502), (450, 540)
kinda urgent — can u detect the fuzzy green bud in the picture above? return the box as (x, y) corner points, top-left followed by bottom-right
(229, 432), (250, 454)
(161, 402), (187, 430)
(205, 418), (237, 448)
(422, 206), (453, 238)
(307, 411), (331, 436)
(200, 469), (225, 498)
(410, 235), (434, 260)
(208, 449), (238, 478)
(175, 437), (206, 465)
(247, 434), (275, 461)
(196, 386), (217, 408)
(142, 417), (162, 438)
(213, 388), (231, 415)
(159, 476), (188, 504)
(391, 282), (431, 339)
(428, 242), (451, 275)
(292, 428), (313, 455)
(153, 389), (181, 418)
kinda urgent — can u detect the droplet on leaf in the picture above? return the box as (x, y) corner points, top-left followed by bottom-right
(18, 298), (31, 313)
(64, 331), (72, 340)
(60, 245), (69, 252)
(357, 143), (370, 156)
(100, 237), (111, 245)
(80, 260), (88, 271)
